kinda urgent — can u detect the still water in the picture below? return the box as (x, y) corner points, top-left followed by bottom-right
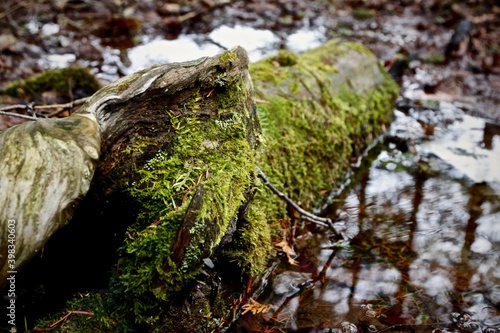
(234, 101), (500, 333)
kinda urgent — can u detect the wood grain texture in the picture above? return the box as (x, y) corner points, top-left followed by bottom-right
(0, 113), (100, 286)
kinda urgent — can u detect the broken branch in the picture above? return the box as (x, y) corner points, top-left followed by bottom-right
(0, 97), (88, 119)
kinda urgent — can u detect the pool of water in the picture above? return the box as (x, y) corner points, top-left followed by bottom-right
(232, 101), (500, 333)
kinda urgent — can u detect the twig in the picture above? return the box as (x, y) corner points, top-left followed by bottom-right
(0, 98), (88, 120)
(33, 310), (94, 331)
(44, 97), (88, 116)
(256, 166), (340, 237)
(0, 110), (37, 120)
(0, 1), (26, 20)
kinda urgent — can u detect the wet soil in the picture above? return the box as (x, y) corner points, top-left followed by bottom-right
(1, 0), (499, 123)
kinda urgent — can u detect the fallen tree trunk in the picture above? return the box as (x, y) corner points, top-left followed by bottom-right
(251, 40), (398, 218)
(0, 40), (398, 332)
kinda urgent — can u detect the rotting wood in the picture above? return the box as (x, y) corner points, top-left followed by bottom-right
(0, 46), (258, 292)
(0, 40), (399, 332)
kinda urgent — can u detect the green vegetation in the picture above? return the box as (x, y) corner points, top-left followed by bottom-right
(424, 52), (446, 64)
(219, 50), (237, 63)
(1, 67), (101, 100)
(121, 112), (254, 295)
(30, 49), (268, 332)
(352, 8), (375, 20)
(104, 72), (264, 327)
(250, 40), (398, 218)
(16, 41), (398, 332)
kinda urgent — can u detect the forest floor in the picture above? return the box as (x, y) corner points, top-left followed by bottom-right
(1, 0), (499, 125)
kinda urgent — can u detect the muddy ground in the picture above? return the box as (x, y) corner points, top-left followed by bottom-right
(0, 0), (499, 126)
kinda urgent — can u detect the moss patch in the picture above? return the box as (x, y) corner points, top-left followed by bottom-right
(104, 76), (262, 327)
(1, 67), (101, 101)
(250, 40), (398, 217)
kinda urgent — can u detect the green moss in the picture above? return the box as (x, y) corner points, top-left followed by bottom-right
(62, 55), (269, 330)
(273, 49), (298, 67)
(1, 67), (101, 100)
(33, 292), (129, 333)
(110, 84), (259, 325)
(217, 80), (242, 111)
(221, 201), (271, 275)
(424, 52), (446, 64)
(250, 40), (398, 218)
(219, 50), (237, 63)
(352, 8), (375, 20)
(342, 41), (375, 56)
(28, 41), (398, 332)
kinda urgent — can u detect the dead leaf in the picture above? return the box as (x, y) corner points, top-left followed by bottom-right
(274, 237), (298, 266)
(241, 298), (271, 315)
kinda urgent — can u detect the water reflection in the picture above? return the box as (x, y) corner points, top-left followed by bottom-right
(234, 105), (500, 332)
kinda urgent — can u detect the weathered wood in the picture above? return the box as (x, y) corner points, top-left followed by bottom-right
(0, 113), (100, 287)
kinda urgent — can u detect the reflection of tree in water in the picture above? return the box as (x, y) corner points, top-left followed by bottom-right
(345, 160), (500, 331)
(454, 183), (486, 294)
(347, 162), (421, 328)
(233, 155), (500, 332)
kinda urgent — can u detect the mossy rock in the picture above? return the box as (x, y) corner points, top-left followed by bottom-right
(1, 67), (101, 101)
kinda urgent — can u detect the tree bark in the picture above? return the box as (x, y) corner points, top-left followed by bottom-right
(0, 46), (258, 291)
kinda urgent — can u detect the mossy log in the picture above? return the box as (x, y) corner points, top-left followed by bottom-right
(0, 40), (398, 332)
(251, 40), (398, 216)
(0, 46), (259, 293)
